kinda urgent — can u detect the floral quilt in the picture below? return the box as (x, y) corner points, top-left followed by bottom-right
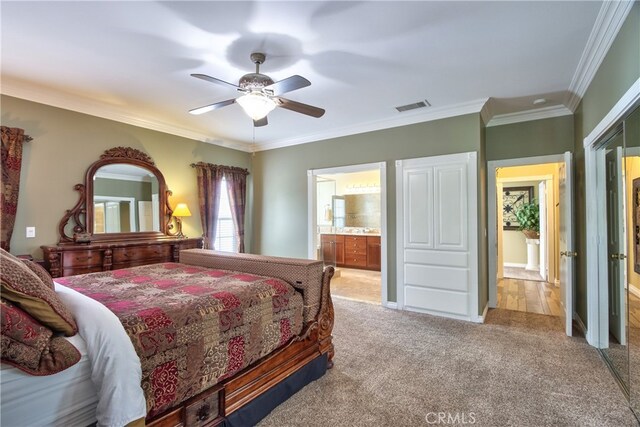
(57, 262), (304, 416)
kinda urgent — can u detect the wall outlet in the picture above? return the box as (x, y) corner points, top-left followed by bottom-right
(26, 227), (35, 238)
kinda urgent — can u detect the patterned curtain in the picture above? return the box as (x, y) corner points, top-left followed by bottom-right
(191, 162), (250, 252)
(223, 167), (249, 253)
(192, 163), (223, 250)
(1, 127), (29, 252)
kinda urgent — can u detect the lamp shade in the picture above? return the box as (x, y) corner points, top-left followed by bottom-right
(236, 92), (277, 120)
(173, 203), (192, 217)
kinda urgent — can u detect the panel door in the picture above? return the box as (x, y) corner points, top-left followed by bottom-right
(559, 151), (575, 337)
(397, 152), (477, 319)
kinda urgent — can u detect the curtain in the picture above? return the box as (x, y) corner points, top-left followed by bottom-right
(223, 167), (249, 253)
(1, 126), (29, 252)
(191, 162), (249, 252)
(192, 163), (223, 249)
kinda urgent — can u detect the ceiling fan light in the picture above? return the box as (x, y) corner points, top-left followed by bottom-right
(236, 92), (276, 120)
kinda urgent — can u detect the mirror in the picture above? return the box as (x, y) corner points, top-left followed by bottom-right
(57, 147), (173, 244)
(596, 103), (640, 415)
(625, 105), (640, 417)
(93, 164), (160, 233)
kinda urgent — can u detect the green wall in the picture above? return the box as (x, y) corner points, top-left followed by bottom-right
(252, 113), (483, 306)
(573, 4), (640, 328)
(486, 115), (575, 161)
(94, 178), (152, 201)
(1, 95), (252, 257)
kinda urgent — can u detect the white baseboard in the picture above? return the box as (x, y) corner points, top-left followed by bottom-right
(473, 304), (489, 323)
(574, 314), (588, 342)
(503, 262), (527, 268)
(629, 284), (640, 299)
(384, 301), (398, 310)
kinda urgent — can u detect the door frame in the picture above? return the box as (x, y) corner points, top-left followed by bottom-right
(307, 162), (389, 307)
(488, 155), (565, 308)
(584, 77), (640, 347)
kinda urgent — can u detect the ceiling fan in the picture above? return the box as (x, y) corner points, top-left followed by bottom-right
(189, 52), (325, 127)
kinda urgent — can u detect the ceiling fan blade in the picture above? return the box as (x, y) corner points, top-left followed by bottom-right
(191, 73), (240, 90)
(253, 117), (268, 127)
(264, 75), (311, 96)
(189, 98), (236, 115)
(276, 97), (325, 118)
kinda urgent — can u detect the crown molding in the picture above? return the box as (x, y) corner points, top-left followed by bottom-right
(565, 0), (634, 112)
(1, 78), (255, 152)
(486, 105), (573, 127)
(254, 98), (489, 152)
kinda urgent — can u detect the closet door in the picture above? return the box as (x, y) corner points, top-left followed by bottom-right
(396, 152), (478, 320)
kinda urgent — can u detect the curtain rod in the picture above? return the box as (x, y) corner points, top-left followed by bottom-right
(24, 135), (33, 142)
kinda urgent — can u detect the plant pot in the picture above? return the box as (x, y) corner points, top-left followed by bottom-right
(522, 229), (540, 239)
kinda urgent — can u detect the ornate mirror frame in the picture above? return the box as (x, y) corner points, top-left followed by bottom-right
(58, 147), (177, 244)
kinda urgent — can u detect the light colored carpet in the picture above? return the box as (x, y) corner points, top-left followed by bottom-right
(259, 299), (638, 427)
(503, 266), (544, 282)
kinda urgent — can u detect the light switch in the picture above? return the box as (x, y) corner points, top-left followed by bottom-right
(26, 227), (35, 238)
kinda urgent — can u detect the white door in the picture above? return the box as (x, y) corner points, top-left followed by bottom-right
(538, 181), (548, 281)
(605, 146), (626, 345)
(559, 151), (575, 336)
(105, 202), (121, 233)
(396, 152), (478, 321)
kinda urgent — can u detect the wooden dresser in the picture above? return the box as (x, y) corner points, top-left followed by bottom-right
(42, 238), (202, 278)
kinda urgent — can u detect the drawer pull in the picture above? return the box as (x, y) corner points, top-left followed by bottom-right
(75, 256), (92, 261)
(196, 403), (211, 421)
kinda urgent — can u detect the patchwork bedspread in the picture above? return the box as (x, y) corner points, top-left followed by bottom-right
(57, 262), (304, 416)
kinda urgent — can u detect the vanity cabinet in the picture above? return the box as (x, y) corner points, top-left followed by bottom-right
(320, 234), (380, 271)
(366, 236), (381, 270)
(321, 234), (344, 266)
(42, 238), (202, 278)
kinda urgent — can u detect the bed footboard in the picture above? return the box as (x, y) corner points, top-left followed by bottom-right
(146, 249), (335, 426)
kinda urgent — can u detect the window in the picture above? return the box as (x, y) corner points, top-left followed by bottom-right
(215, 178), (237, 252)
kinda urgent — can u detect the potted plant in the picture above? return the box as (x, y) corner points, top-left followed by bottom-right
(514, 200), (540, 239)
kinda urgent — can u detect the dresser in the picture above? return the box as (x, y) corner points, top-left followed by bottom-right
(42, 238), (203, 278)
(320, 234), (381, 271)
(41, 238), (202, 277)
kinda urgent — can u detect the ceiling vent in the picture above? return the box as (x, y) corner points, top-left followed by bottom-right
(395, 99), (431, 113)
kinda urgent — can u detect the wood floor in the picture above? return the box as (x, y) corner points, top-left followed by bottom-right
(330, 268), (381, 304)
(497, 276), (562, 316)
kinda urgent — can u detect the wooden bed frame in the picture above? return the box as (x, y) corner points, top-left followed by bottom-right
(147, 252), (335, 427)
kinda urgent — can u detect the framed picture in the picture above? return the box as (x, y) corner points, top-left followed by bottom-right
(633, 178), (640, 274)
(502, 186), (533, 230)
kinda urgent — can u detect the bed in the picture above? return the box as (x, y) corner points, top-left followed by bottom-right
(1, 249), (335, 427)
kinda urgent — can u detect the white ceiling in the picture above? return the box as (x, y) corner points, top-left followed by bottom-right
(1, 1), (609, 152)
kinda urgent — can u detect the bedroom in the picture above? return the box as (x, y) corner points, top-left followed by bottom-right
(1, 1), (640, 426)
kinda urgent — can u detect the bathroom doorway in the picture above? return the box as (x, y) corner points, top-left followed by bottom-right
(307, 162), (388, 306)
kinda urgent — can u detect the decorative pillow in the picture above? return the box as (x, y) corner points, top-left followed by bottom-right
(21, 259), (54, 290)
(1, 298), (81, 375)
(0, 248), (77, 336)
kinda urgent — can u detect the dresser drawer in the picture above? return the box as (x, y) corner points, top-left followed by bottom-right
(185, 387), (221, 426)
(344, 236), (367, 250)
(344, 253), (367, 267)
(62, 250), (103, 268)
(112, 245), (172, 263)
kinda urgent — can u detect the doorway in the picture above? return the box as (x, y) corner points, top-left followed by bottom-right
(307, 162), (388, 306)
(488, 152), (575, 336)
(495, 165), (562, 316)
